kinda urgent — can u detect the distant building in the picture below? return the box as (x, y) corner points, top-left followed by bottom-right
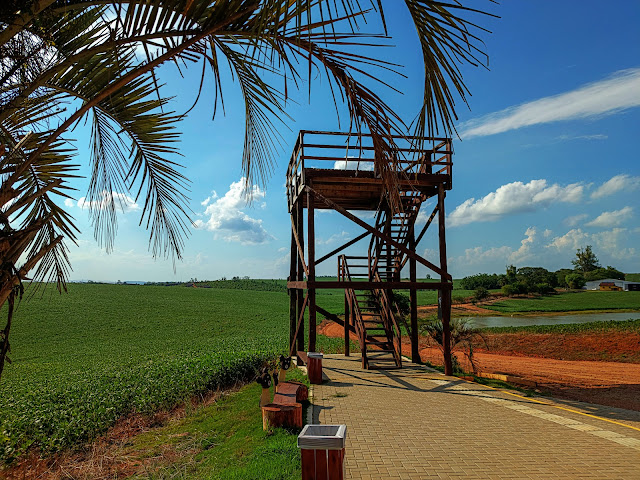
(583, 278), (640, 291)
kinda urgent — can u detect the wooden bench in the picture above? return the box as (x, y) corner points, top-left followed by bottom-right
(261, 381), (308, 430)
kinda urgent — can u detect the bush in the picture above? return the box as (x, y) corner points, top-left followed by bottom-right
(502, 284), (516, 297)
(535, 283), (554, 295)
(459, 273), (503, 290)
(565, 273), (586, 289)
(473, 287), (490, 302)
(584, 266), (625, 281)
(514, 281), (529, 295)
(555, 268), (573, 288)
(391, 292), (411, 315)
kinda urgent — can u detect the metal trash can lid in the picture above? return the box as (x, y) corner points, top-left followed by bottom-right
(307, 352), (324, 359)
(298, 424), (346, 450)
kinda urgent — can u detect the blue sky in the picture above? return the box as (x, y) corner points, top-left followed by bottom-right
(62, 1), (640, 282)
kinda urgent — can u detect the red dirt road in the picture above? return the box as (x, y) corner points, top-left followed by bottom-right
(419, 346), (640, 411)
(318, 321), (640, 411)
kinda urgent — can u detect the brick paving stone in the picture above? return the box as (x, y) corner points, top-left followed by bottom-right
(311, 355), (640, 480)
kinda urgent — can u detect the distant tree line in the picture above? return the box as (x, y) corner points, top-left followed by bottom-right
(460, 245), (625, 297)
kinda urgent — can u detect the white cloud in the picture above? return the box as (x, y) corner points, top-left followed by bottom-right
(66, 191), (139, 212)
(546, 227), (637, 260)
(511, 227), (537, 263)
(556, 134), (608, 141)
(449, 228), (539, 273)
(448, 179), (584, 227)
(195, 178), (273, 245)
(318, 231), (351, 245)
(333, 159), (374, 171)
(585, 206), (633, 228)
(546, 228), (589, 251)
(459, 68), (640, 138)
(456, 245), (513, 266)
(564, 213), (588, 227)
(201, 191), (218, 207)
(415, 202), (436, 225)
(591, 174), (640, 199)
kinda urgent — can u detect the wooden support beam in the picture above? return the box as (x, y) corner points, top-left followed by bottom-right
(438, 183), (453, 376)
(416, 205), (439, 245)
(344, 290), (350, 356)
(315, 305), (356, 334)
(290, 215), (309, 276)
(296, 200), (305, 355)
(410, 226), (419, 363)
(307, 186), (317, 353)
(315, 231), (370, 266)
(399, 204), (438, 272)
(289, 211), (298, 354)
(289, 292), (309, 357)
(306, 186), (451, 280)
(287, 280), (453, 290)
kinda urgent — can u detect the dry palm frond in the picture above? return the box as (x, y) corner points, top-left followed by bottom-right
(0, 0), (492, 379)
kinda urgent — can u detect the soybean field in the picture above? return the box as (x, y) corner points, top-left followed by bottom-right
(0, 283), (343, 463)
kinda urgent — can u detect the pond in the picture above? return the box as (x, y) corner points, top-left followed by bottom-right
(468, 311), (640, 329)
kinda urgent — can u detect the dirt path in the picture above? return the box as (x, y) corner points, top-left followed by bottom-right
(418, 346), (640, 412)
(318, 321), (640, 411)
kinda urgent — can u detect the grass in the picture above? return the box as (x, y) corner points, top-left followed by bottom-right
(485, 291), (640, 313)
(0, 284), (341, 464)
(484, 318), (640, 334)
(120, 368), (308, 480)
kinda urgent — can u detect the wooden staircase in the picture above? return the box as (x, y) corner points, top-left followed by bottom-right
(338, 181), (430, 370)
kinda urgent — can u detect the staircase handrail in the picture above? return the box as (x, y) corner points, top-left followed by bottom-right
(372, 270), (402, 367)
(339, 255), (367, 366)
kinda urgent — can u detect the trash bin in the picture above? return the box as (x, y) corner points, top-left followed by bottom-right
(307, 352), (323, 384)
(298, 424), (347, 480)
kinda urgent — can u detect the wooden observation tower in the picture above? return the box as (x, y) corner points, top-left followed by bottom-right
(286, 131), (454, 370)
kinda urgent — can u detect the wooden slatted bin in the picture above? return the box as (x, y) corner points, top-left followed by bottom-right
(298, 424), (346, 480)
(307, 352), (323, 384)
(262, 403), (303, 430)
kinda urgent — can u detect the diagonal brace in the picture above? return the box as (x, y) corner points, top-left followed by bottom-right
(315, 305), (356, 334)
(289, 291), (309, 356)
(315, 231), (370, 266)
(306, 186), (451, 280)
(290, 214), (309, 276)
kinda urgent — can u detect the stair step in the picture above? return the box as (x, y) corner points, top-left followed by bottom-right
(366, 342), (391, 348)
(366, 336), (390, 342)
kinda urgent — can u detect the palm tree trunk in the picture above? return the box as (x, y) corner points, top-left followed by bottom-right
(0, 290), (16, 382)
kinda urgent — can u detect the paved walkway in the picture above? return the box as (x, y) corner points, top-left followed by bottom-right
(312, 355), (640, 479)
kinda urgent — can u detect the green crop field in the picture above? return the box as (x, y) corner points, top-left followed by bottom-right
(0, 283), (349, 464)
(485, 291), (640, 313)
(4, 281), (635, 465)
(484, 318), (640, 334)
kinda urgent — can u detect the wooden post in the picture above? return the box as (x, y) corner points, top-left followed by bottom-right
(410, 226), (419, 363)
(438, 183), (453, 376)
(289, 210), (298, 353)
(296, 199), (305, 356)
(307, 186), (317, 353)
(385, 210), (392, 283)
(344, 288), (350, 356)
